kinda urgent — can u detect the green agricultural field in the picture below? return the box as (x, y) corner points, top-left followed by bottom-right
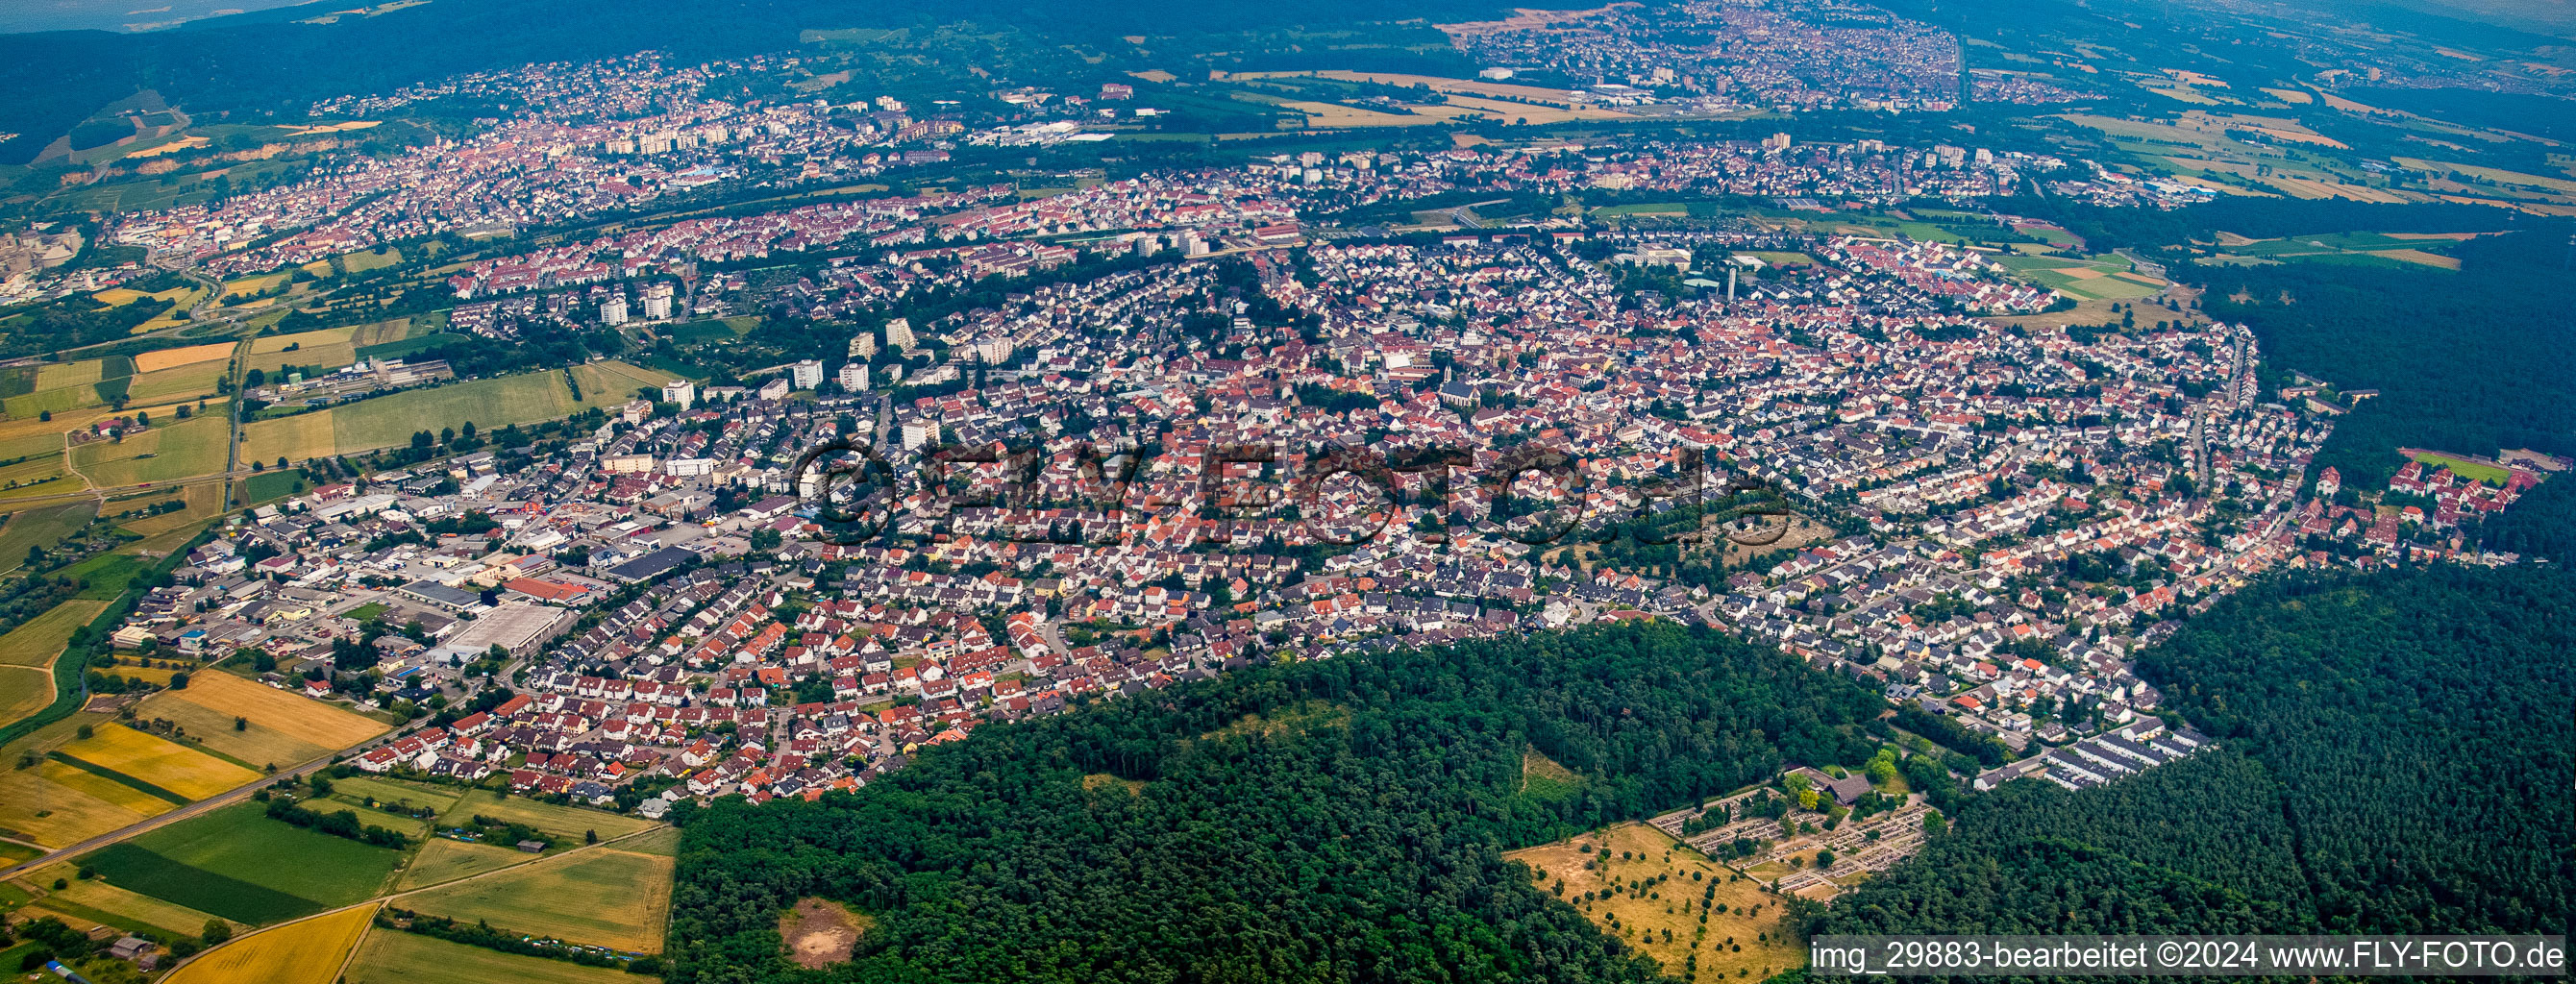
(87, 800), (408, 924)
(390, 838), (534, 891)
(31, 877), (236, 939)
(437, 789), (656, 843)
(344, 928), (641, 984)
(331, 775), (461, 814)
(35, 359), (104, 391)
(621, 825), (681, 857)
(293, 358), (671, 458)
(402, 846), (673, 951)
(249, 326), (359, 376)
(124, 360), (231, 405)
(64, 552), (146, 599)
(0, 501), (97, 576)
(70, 414), (233, 488)
(241, 468), (308, 504)
(2, 381), (103, 420)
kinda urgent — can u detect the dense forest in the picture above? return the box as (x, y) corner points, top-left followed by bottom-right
(1813, 566), (2575, 951)
(669, 622), (1886, 983)
(2192, 231), (2576, 554)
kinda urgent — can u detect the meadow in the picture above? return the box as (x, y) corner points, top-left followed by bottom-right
(249, 326), (360, 376)
(239, 358), (664, 461)
(164, 902), (377, 984)
(69, 414), (233, 487)
(389, 838), (534, 891)
(22, 875), (234, 939)
(125, 359), (232, 405)
(343, 926), (641, 984)
(0, 600), (116, 733)
(0, 502), (97, 576)
(437, 788), (657, 843)
(401, 845), (674, 951)
(1993, 254), (2168, 301)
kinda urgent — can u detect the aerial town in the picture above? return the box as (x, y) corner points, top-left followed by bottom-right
(4, 0), (2569, 976)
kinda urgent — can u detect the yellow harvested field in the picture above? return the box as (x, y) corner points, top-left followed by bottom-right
(1506, 821), (1805, 983)
(2261, 87), (2314, 104)
(161, 670), (392, 750)
(221, 273), (288, 299)
(239, 408), (338, 466)
(253, 327), (359, 353)
(134, 689), (328, 772)
(1445, 93), (1631, 123)
(1238, 69), (1601, 107)
(166, 902), (377, 984)
(2375, 248), (2463, 269)
(2264, 176), (2412, 202)
(0, 758), (162, 847)
(135, 342), (238, 374)
(348, 318), (413, 348)
(1283, 100), (1481, 127)
(59, 722), (260, 800)
(251, 341), (357, 375)
(1436, 3), (1633, 37)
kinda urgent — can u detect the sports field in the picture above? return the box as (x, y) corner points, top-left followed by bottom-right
(70, 414), (233, 487)
(165, 902), (377, 984)
(343, 926), (641, 984)
(2410, 450), (2513, 485)
(438, 789), (657, 843)
(88, 800), (408, 923)
(402, 846), (674, 951)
